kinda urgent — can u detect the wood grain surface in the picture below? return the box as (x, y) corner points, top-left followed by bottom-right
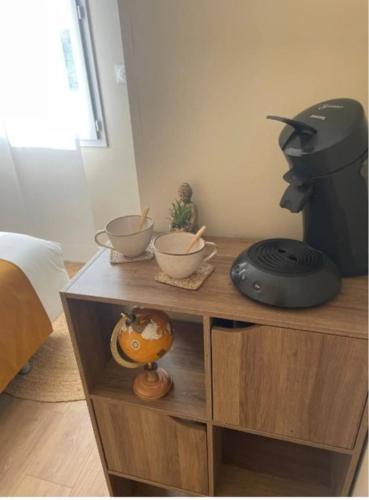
(108, 471), (197, 496)
(212, 325), (368, 449)
(215, 464), (333, 497)
(0, 395), (108, 497)
(93, 401), (208, 495)
(63, 238), (368, 339)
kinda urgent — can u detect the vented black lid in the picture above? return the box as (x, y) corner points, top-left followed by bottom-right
(247, 239), (324, 275)
(269, 98), (368, 177)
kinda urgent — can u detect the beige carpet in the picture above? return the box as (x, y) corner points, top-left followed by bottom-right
(5, 262), (85, 402)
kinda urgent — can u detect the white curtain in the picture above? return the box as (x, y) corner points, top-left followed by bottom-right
(0, 124), (96, 261)
(0, 0), (96, 261)
(0, 127), (29, 234)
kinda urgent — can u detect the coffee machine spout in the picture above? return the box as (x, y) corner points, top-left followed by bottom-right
(280, 183), (313, 213)
(280, 166), (313, 212)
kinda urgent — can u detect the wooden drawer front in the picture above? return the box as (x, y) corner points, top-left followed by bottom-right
(212, 326), (368, 449)
(93, 400), (208, 495)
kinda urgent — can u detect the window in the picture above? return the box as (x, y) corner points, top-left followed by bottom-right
(66, 0), (107, 147)
(0, 0), (107, 149)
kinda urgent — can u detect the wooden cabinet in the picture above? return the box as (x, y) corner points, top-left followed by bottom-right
(93, 399), (208, 495)
(62, 237), (368, 497)
(212, 325), (368, 449)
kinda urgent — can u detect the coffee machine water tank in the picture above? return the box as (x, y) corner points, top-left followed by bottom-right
(268, 98), (368, 277)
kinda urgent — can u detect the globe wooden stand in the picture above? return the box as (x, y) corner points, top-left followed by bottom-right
(133, 362), (173, 400)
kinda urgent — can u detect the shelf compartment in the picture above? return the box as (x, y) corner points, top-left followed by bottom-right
(94, 400), (208, 495)
(92, 319), (206, 421)
(109, 472), (198, 496)
(214, 427), (350, 496)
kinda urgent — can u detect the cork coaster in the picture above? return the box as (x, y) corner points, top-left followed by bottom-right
(110, 241), (154, 264)
(155, 263), (215, 290)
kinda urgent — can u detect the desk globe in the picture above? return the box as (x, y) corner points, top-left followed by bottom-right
(110, 308), (174, 400)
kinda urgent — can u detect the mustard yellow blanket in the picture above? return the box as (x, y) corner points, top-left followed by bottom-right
(0, 259), (52, 391)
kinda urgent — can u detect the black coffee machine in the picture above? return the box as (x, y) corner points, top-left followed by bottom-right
(268, 98), (368, 277)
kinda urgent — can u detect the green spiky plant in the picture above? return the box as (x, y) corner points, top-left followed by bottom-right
(169, 200), (192, 231)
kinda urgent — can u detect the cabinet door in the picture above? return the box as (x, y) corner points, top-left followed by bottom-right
(93, 399), (208, 495)
(212, 325), (368, 449)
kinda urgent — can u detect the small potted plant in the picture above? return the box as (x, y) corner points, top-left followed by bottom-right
(169, 183), (198, 233)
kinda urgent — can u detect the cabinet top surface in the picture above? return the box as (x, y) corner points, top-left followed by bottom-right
(63, 237), (368, 339)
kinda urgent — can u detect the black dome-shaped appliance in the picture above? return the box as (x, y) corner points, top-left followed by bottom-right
(230, 239), (341, 308)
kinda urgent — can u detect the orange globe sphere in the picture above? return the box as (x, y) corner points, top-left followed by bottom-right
(118, 308), (173, 365)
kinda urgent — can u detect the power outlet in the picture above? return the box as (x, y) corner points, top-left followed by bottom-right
(114, 64), (126, 85)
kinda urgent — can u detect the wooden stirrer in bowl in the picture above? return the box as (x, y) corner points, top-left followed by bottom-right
(185, 225), (206, 253)
(138, 207), (150, 231)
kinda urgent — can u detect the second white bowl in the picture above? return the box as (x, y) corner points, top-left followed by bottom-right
(154, 232), (217, 279)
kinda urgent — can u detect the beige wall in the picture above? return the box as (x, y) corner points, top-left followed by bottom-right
(353, 447), (368, 497)
(81, 0), (140, 232)
(118, 0), (368, 238)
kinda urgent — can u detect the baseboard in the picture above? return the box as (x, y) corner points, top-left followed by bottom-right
(61, 242), (97, 263)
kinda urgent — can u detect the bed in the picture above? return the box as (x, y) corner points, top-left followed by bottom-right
(0, 232), (69, 391)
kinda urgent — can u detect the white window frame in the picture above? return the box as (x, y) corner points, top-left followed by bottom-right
(73, 0), (108, 147)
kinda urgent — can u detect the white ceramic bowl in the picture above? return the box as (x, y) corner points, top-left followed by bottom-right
(154, 232), (217, 279)
(95, 215), (153, 257)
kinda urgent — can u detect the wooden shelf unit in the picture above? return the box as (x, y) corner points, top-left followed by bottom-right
(61, 237), (368, 497)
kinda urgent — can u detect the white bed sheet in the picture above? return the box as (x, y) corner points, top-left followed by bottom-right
(0, 232), (69, 321)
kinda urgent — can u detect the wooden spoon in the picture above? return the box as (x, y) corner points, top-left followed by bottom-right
(138, 207), (150, 231)
(185, 225), (206, 253)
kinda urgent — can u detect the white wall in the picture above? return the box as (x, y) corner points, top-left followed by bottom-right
(81, 0), (140, 232)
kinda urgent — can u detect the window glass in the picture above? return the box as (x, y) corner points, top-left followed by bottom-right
(0, 0), (106, 149)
